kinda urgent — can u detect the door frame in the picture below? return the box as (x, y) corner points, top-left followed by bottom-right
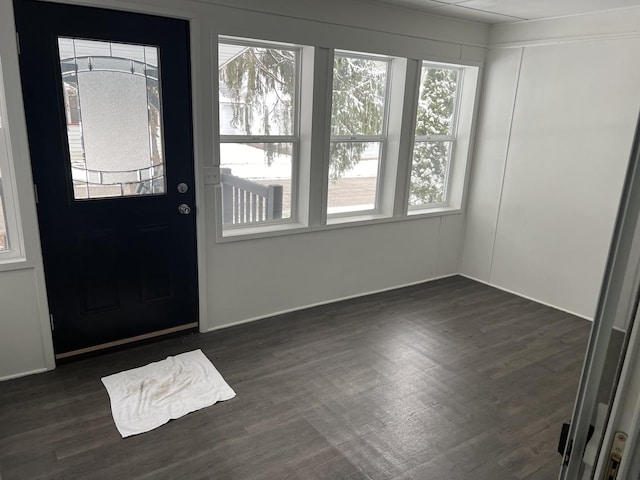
(558, 113), (640, 478)
(12, 0), (211, 366)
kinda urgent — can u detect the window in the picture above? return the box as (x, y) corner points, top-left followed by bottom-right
(0, 121), (8, 252)
(58, 38), (166, 200)
(328, 52), (390, 216)
(0, 55), (24, 259)
(218, 38), (299, 227)
(0, 62), (12, 253)
(409, 64), (461, 209)
(214, 35), (480, 241)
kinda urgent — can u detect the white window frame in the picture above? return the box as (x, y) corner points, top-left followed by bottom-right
(212, 39), (480, 243)
(327, 50), (392, 219)
(218, 36), (302, 230)
(0, 57), (24, 261)
(408, 62), (463, 211)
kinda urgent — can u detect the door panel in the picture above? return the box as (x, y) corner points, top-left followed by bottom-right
(14, 0), (198, 356)
(76, 230), (119, 313)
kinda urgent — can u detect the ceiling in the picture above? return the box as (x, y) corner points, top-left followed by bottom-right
(364, 0), (640, 24)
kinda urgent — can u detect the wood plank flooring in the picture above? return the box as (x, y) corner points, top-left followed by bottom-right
(0, 276), (590, 479)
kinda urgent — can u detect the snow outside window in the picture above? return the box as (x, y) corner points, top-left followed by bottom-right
(218, 37), (300, 228)
(409, 63), (462, 209)
(328, 51), (390, 216)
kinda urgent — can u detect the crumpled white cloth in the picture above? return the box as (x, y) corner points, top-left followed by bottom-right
(101, 349), (235, 437)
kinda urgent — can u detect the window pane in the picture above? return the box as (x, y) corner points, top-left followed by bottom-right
(328, 142), (380, 214)
(0, 63), (10, 251)
(0, 166), (7, 251)
(409, 141), (451, 207)
(58, 37), (165, 200)
(220, 143), (293, 225)
(331, 55), (388, 137)
(415, 66), (459, 137)
(0, 100), (8, 251)
(218, 43), (296, 136)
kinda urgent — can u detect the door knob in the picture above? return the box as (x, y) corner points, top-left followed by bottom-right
(178, 204), (191, 215)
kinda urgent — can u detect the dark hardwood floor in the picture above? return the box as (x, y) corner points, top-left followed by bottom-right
(0, 276), (590, 479)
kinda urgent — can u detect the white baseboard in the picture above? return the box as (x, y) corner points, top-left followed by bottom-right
(458, 274), (633, 334)
(0, 367), (49, 382)
(206, 273), (459, 333)
(458, 273), (594, 322)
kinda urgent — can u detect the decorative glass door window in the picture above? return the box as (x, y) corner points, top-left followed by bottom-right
(58, 37), (166, 200)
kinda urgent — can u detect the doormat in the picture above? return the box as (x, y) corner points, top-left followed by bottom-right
(101, 349), (235, 437)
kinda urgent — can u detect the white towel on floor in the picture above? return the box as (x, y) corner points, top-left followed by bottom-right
(101, 349), (235, 437)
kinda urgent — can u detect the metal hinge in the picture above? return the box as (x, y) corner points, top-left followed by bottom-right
(563, 438), (572, 466)
(16, 32), (20, 55)
(49, 314), (54, 331)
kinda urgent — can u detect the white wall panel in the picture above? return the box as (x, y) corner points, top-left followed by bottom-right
(463, 35), (640, 320)
(490, 39), (640, 319)
(461, 47), (522, 281)
(436, 214), (465, 277)
(0, 269), (48, 380)
(490, 6), (640, 47)
(207, 217), (443, 329)
(0, 0), (54, 380)
(196, 0), (489, 48)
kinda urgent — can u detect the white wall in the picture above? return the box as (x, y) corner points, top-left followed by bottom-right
(0, 0), (55, 380)
(195, 0), (480, 331)
(461, 10), (640, 322)
(207, 214), (464, 329)
(0, 269), (51, 379)
(0, 0), (486, 379)
(198, 0), (479, 330)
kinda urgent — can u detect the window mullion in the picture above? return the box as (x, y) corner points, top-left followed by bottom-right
(393, 58), (420, 217)
(306, 47), (333, 227)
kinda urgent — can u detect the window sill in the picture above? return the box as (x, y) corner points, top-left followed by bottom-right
(0, 254), (32, 273)
(215, 206), (462, 243)
(218, 221), (309, 243)
(407, 205), (460, 216)
(326, 212), (389, 226)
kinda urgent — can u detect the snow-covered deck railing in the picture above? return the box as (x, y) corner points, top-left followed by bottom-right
(221, 168), (283, 225)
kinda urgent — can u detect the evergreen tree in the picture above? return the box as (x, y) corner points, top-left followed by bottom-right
(219, 47), (458, 205)
(219, 46), (296, 163)
(219, 48), (386, 178)
(329, 56), (386, 180)
(410, 68), (458, 205)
